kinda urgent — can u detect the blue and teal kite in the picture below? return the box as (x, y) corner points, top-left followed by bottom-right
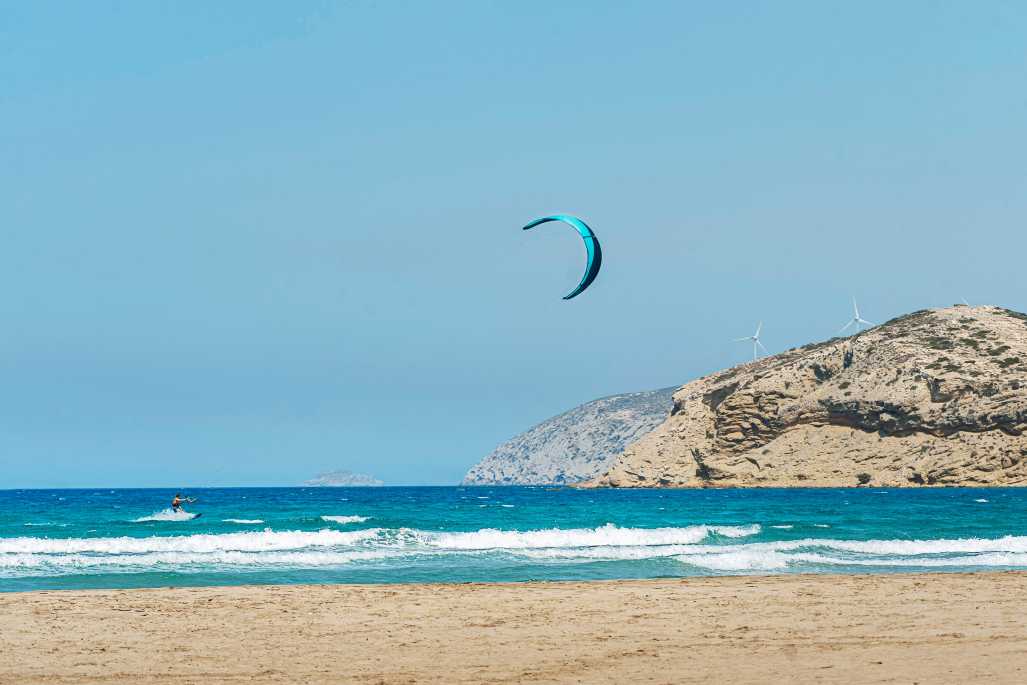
(523, 215), (602, 300)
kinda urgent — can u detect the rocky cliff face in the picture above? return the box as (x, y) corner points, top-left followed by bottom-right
(463, 387), (676, 485)
(588, 306), (1027, 488)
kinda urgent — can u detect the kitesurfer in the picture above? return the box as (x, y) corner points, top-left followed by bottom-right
(171, 493), (196, 512)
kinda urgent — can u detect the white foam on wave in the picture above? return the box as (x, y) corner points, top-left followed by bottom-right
(683, 549), (792, 571)
(791, 551), (1027, 568)
(0, 528), (380, 555)
(671, 535), (1027, 572)
(771, 525), (794, 530)
(975, 499), (989, 503)
(133, 508), (199, 523)
(513, 534), (1027, 569)
(321, 515), (370, 524)
(0, 549), (403, 576)
(420, 524), (761, 551)
(675, 535), (1027, 557)
(798, 535), (1027, 556)
(515, 544), (720, 561)
(9, 519), (1027, 579)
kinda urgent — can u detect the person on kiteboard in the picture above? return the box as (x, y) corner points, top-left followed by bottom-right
(171, 493), (196, 512)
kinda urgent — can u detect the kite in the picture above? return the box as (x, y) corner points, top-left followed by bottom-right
(522, 215), (602, 300)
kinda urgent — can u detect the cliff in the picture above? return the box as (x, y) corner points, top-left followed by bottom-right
(463, 387), (676, 485)
(588, 306), (1027, 488)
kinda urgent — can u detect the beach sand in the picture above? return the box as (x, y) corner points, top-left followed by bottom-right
(2, 572), (1026, 684)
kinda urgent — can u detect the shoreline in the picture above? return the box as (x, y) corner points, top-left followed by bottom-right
(2, 567), (1025, 595)
(4, 572), (1026, 684)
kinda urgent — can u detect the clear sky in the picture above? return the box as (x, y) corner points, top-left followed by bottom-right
(2, 1), (1026, 487)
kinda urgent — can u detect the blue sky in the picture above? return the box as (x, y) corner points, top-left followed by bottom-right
(2, 1), (1025, 487)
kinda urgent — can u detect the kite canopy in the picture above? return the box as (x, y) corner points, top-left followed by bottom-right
(522, 215), (602, 300)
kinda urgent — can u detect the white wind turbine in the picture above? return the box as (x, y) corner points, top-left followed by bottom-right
(837, 297), (874, 336)
(734, 322), (768, 362)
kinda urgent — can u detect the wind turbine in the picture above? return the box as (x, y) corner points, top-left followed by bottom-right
(838, 298), (874, 336)
(734, 322), (768, 361)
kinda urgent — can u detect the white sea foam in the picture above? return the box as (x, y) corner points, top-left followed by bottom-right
(7, 521), (1027, 580)
(975, 499), (989, 503)
(794, 535), (1027, 556)
(0, 528), (380, 555)
(771, 525), (794, 530)
(133, 508), (200, 523)
(420, 524), (761, 551)
(321, 515), (370, 524)
(515, 534), (1027, 569)
(516, 544), (719, 561)
(0, 549), (403, 575)
(668, 535), (1027, 572)
(679, 549), (1027, 572)
(222, 519), (264, 524)
(682, 550), (792, 571)
(800, 552), (1027, 568)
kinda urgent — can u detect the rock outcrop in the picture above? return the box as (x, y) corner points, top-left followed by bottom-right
(587, 306), (1027, 488)
(463, 387), (676, 485)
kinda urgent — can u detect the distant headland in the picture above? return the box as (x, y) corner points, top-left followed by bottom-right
(466, 305), (1027, 488)
(588, 305), (1027, 488)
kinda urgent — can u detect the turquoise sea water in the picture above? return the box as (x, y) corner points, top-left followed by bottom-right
(2, 487), (1026, 592)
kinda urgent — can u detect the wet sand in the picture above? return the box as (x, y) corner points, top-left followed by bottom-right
(2, 572), (1026, 684)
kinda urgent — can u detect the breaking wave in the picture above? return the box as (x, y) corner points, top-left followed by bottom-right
(321, 515), (370, 524)
(5, 521), (1027, 580)
(419, 524), (761, 550)
(0, 549), (401, 572)
(0, 529), (381, 555)
(674, 535), (1027, 572)
(132, 509), (200, 523)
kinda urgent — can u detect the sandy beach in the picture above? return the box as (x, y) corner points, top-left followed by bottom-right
(1, 572), (1025, 684)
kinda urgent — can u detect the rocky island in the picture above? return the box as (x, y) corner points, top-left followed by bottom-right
(304, 470), (383, 487)
(588, 305), (1027, 488)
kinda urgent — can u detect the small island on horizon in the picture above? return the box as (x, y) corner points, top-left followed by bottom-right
(303, 470), (384, 487)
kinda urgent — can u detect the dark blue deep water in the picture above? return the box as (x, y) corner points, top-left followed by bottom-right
(2, 486), (1026, 592)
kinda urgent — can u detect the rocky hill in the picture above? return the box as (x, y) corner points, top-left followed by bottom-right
(587, 306), (1027, 488)
(463, 387), (676, 485)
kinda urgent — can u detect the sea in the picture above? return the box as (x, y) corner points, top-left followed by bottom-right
(2, 486), (1027, 592)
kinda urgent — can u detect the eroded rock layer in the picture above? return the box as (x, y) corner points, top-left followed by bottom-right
(588, 306), (1027, 488)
